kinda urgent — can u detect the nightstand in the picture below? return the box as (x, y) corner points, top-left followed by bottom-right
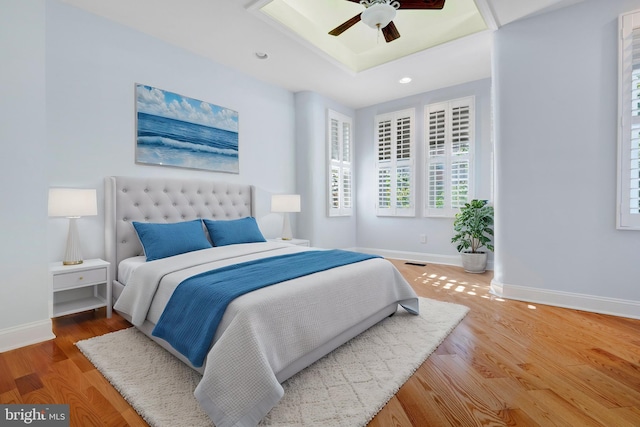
(49, 259), (111, 318)
(270, 238), (311, 247)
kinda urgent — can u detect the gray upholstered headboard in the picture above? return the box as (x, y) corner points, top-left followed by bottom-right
(104, 176), (255, 284)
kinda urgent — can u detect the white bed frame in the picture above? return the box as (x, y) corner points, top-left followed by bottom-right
(104, 176), (396, 379)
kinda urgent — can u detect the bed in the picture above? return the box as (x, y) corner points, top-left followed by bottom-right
(104, 176), (419, 427)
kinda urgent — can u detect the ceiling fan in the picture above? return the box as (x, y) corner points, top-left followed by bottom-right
(328, 0), (446, 43)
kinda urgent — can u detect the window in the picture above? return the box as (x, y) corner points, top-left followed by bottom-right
(618, 10), (640, 230)
(327, 110), (353, 217)
(425, 97), (475, 217)
(375, 109), (415, 216)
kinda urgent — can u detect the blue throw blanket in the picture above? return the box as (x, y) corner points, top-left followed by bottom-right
(152, 249), (381, 367)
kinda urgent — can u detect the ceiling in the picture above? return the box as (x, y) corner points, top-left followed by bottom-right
(60, 0), (583, 109)
(259, 0), (488, 73)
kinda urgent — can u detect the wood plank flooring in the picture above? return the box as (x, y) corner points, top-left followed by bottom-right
(1, 261), (639, 426)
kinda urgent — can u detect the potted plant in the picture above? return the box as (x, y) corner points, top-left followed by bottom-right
(451, 199), (494, 273)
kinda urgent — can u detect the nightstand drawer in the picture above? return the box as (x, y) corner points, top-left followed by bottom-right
(53, 268), (107, 290)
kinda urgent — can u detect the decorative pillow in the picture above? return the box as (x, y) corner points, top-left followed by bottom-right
(203, 217), (266, 247)
(132, 219), (212, 261)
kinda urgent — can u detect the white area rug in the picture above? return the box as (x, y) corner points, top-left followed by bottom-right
(77, 297), (468, 427)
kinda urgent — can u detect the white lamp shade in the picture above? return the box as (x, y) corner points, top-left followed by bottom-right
(361, 3), (397, 29)
(48, 188), (97, 218)
(271, 194), (301, 213)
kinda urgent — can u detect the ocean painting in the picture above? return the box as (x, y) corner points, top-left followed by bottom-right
(135, 84), (239, 173)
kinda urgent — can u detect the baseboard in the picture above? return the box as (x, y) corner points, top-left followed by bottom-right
(351, 248), (637, 320)
(0, 319), (55, 353)
(491, 279), (640, 320)
(352, 247), (494, 271)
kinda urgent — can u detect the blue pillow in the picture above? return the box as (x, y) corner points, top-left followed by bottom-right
(203, 217), (266, 247)
(132, 219), (212, 261)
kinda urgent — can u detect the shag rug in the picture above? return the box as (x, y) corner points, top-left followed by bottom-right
(76, 297), (468, 427)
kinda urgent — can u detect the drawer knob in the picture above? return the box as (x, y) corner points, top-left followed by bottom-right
(78, 276), (83, 280)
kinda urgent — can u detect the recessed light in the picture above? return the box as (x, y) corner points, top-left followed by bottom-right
(255, 52), (269, 60)
(399, 77), (412, 84)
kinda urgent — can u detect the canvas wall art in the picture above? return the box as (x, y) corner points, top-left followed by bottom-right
(135, 84), (239, 173)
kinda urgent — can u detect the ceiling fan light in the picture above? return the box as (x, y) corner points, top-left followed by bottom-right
(361, 3), (397, 30)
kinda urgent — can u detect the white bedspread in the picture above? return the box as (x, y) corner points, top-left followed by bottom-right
(114, 242), (419, 427)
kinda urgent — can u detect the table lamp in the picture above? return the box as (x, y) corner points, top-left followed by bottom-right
(271, 194), (301, 240)
(48, 188), (97, 265)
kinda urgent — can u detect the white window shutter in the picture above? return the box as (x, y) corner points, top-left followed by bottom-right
(425, 97), (475, 217)
(618, 10), (640, 229)
(375, 109), (415, 216)
(343, 168), (352, 209)
(327, 110), (353, 217)
(377, 167), (392, 209)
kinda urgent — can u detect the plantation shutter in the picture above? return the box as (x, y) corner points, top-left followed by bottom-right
(375, 109), (415, 216)
(451, 103), (471, 209)
(427, 106), (447, 210)
(328, 110), (353, 217)
(618, 10), (640, 229)
(425, 97), (474, 217)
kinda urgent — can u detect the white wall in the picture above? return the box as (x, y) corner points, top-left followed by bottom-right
(45, 1), (297, 262)
(294, 91), (357, 248)
(493, 0), (640, 317)
(0, 0), (54, 349)
(354, 79), (493, 263)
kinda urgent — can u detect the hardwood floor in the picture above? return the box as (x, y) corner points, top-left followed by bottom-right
(1, 261), (639, 426)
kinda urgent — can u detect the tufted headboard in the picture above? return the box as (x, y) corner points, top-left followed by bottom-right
(104, 176), (255, 284)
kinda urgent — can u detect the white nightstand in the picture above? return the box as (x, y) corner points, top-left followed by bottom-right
(270, 238), (311, 247)
(49, 259), (111, 318)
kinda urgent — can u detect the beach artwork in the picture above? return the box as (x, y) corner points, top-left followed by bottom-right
(135, 84), (239, 173)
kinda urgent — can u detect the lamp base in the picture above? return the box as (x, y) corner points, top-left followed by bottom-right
(63, 217), (84, 266)
(281, 213), (293, 240)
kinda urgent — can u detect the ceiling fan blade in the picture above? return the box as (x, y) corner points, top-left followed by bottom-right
(344, 0), (445, 8)
(397, 0), (446, 9)
(382, 21), (401, 42)
(329, 13), (362, 36)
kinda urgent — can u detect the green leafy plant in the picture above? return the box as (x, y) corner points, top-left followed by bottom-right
(451, 199), (494, 253)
